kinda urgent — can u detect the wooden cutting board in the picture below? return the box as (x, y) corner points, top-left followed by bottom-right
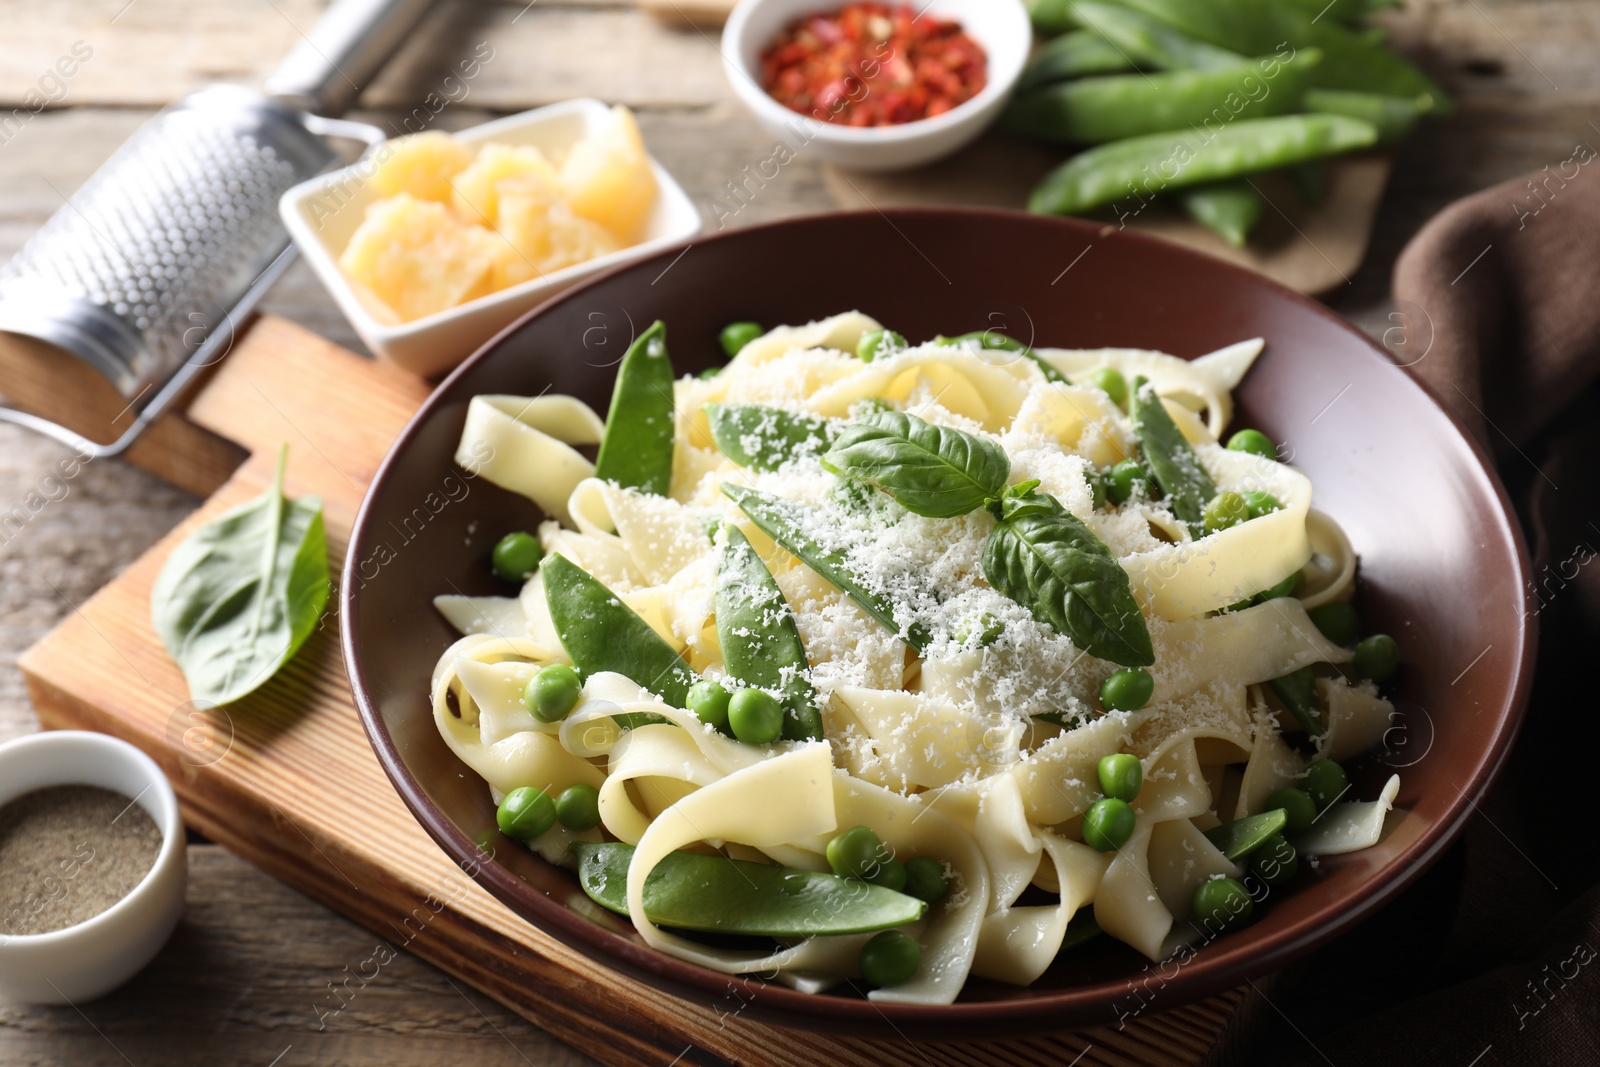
(18, 315), (1266, 1066)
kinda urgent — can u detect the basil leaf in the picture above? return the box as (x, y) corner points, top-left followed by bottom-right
(704, 403), (839, 472)
(595, 320), (675, 495)
(1128, 376), (1215, 539)
(542, 553), (693, 714)
(982, 489), (1154, 666)
(722, 483), (931, 652)
(938, 331), (1067, 384)
(822, 411), (1010, 519)
(716, 526), (823, 741)
(151, 447), (330, 705)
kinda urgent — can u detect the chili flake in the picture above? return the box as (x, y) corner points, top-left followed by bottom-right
(759, 3), (988, 128)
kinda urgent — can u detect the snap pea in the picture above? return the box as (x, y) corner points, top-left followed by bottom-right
(1030, 115), (1379, 217)
(1177, 179), (1263, 247)
(1018, 29), (1138, 93)
(1071, 1), (1245, 71)
(1287, 160), (1325, 206)
(1027, 0), (1083, 34)
(594, 320), (674, 496)
(704, 403), (839, 472)
(574, 842), (926, 937)
(1202, 809), (1289, 861)
(936, 331), (1067, 384)
(1303, 88), (1431, 144)
(1003, 51), (1321, 147)
(716, 527), (823, 742)
(1269, 665), (1323, 735)
(1128, 376), (1216, 539)
(723, 483), (932, 652)
(542, 554), (694, 712)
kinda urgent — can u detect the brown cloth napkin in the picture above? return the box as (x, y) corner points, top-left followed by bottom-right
(1248, 155), (1600, 1064)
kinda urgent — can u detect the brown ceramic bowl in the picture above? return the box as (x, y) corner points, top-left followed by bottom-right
(343, 209), (1535, 1037)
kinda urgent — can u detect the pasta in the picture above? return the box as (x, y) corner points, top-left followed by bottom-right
(430, 313), (1403, 1002)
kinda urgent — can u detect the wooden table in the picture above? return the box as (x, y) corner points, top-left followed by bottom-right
(0, 1), (1593, 1063)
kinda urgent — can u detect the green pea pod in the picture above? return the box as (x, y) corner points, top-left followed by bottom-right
(1269, 665), (1323, 735)
(1202, 809), (1289, 861)
(716, 527), (823, 742)
(1030, 114), (1379, 217)
(704, 403), (839, 472)
(1287, 160), (1325, 205)
(1070, 1), (1245, 70)
(542, 553), (695, 713)
(574, 842), (926, 936)
(1028, 0), (1083, 34)
(1128, 377), (1216, 539)
(1177, 179), (1264, 246)
(1109, 0), (1451, 112)
(1303, 87), (1431, 144)
(936, 332), (1067, 383)
(1018, 29), (1137, 92)
(1277, 0), (1398, 24)
(594, 320), (675, 496)
(1004, 50), (1321, 146)
(723, 483), (932, 652)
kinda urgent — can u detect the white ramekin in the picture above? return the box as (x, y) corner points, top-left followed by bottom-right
(721, 0), (1033, 172)
(0, 731), (187, 1004)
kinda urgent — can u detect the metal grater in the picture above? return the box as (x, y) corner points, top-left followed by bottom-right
(0, 0), (436, 458)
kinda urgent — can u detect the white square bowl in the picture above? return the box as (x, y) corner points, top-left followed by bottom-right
(280, 99), (702, 378)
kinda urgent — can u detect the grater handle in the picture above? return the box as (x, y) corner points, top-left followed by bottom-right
(262, 0), (439, 117)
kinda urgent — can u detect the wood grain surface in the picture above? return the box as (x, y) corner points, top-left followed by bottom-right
(0, 0), (1593, 1063)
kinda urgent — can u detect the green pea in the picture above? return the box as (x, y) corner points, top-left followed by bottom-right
(1191, 876), (1253, 932)
(1203, 491), (1250, 533)
(856, 329), (907, 363)
(1087, 367), (1127, 407)
(1097, 753), (1143, 802)
(1249, 834), (1299, 888)
(859, 929), (920, 988)
(492, 531), (543, 582)
(698, 365), (722, 380)
(525, 664), (582, 723)
(1242, 490), (1282, 518)
(497, 786), (556, 842)
(1354, 633), (1399, 682)
(1302, 760), (1348, 811)
(903, 856), (949, 904)
(1082, 797), (1136, 851)
(1308, 601), (1361, 646)
(1085, 469), (1107, 510)
(554, 784), (601, 831)
(827, 825), (885, 880)
(728, 688), (783, 745)
(1100, 668), (1154, 712)
(1265, 787), (1317, 835)
(866, 856), (907, 892)
(1226, 429), (1276, 460)
(1106, 458), (1149, 504)
(686, 679), (731, 732)
(719, 321), (763, 358)
(1258, 571), (1301, 601)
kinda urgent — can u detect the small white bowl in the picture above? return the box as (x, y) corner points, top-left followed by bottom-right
(721, 0), (1032, 172)
(0, 731), (186, 1004)
(281, 98), (703, 378)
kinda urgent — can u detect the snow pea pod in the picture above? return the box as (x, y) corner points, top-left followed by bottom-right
(1029, 114), (1379, 216)
(936, 331), (1067, 383)
(704, 402), (839, 472)
(1269, 665), (1324, 735)
(1017, 29), (1137, 93)
(723, 483), (932, 652)
(1202, 809), (1289, 861)
(1070, 1), (1244, 71)
(574, 842), (926, 937)
(1004, 50), (1321, 146)
(1177, 179), (1263, 246)
(1028, 0), (1083, 34)
(1128, 376), (1215, 539)
(716, 526), (824, 742)
(594, 320), (674, 496)
(1303, 87), (1431, 144)
(542, 553), (695, 711)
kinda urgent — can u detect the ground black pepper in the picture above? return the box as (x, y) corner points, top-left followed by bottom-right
(0, 785), (162, 936)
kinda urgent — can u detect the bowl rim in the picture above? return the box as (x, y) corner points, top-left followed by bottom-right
(343, 206), (1537, 1032)
(720, 0), (1032, 145)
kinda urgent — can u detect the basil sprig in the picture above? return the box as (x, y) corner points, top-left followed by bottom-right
(981, 486), (1155, 667)
(822, 411), (1011, 519)
(150, 447), (330, 706)
(1128, 375), (1215, 539)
